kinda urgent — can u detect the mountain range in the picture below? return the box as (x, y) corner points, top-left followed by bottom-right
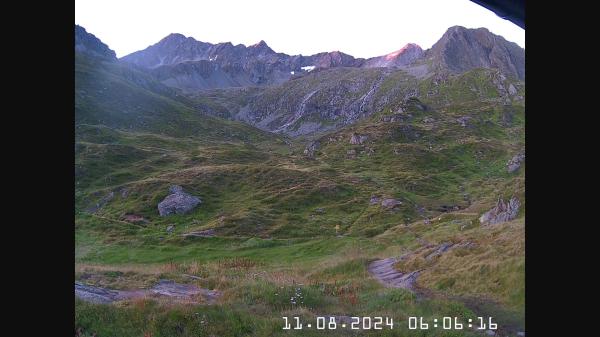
(75, 24), (524, 136)
(117, 26), (523, 92)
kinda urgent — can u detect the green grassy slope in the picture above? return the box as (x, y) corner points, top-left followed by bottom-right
(75, 53), (282, 142)
(75, 60), (525, 336)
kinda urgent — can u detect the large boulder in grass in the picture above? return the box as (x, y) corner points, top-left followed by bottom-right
(158, 185), (201, 216)
(479, 197), (520, 225)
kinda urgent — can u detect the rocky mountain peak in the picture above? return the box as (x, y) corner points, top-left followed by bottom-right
(75, 25), (117, 61)
(364, 42), (423, 68)
(159, 33), (188, 43)
(121, 32), (212, 68)
(399, 43), (422, 52)
(429, 26), (524, 80)
(249, 40), (274, 53)
(384, 43), (423, 60)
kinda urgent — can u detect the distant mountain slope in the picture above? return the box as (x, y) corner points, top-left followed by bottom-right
(188, 65), (523, 136)
(75, 27), (281, 143)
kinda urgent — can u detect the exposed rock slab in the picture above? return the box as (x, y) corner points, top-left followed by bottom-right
(479, 197), (520, 225)
(425, 242), (454, 260)
(507, 153), (525, 173)
(367, 257), (420, 290)
(75, 280), (221, 304)
(75, 282), (121, 304)
(381, 198), (402, 209)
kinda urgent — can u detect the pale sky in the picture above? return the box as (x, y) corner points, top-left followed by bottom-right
(75, 0), (525, 59)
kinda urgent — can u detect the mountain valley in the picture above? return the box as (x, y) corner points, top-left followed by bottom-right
(75, 24), (525, 337)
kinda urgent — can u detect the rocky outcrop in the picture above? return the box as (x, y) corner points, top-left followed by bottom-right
(349, 133), (368, 144)
(75, 25), (117, 61)
(479, 197), (520, 225)
(427, 26), (525, 80)
(370, 195), (381, 205)
(158, 185), (201, 216)
(86, 191), (114, 213)
(507, 153), (525, 173)
(303, 140), (320, 158)
(381, 198), (402, 209)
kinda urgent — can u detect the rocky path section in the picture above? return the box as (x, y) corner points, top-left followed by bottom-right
(367, 257), (421, 290)
(75, 279), (220, 304)
(75, 282), (123, 304)
(367, 242), (475, 290)
(368, 248), (525, 337)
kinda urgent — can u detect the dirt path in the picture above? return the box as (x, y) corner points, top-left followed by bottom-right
(75, 279), (221, 304)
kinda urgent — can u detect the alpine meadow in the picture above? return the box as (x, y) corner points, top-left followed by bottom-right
(75, 22), (525, 337)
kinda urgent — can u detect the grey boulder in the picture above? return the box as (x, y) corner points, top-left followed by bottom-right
(158, 185), (201, 216)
